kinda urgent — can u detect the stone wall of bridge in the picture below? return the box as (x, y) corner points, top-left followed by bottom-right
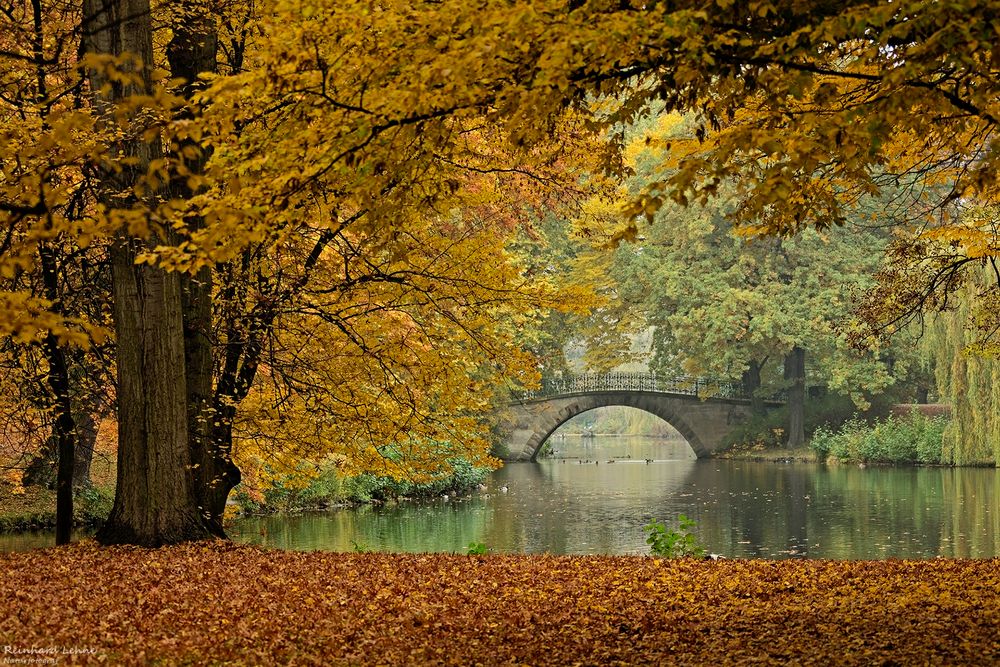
(496, 391), (762, 461)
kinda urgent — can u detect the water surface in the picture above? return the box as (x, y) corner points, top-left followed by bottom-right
(228, 436), (1000, 559)
(5, 435), (1000, 559)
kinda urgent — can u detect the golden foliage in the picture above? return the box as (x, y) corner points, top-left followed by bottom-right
(1, 543), (999, 665)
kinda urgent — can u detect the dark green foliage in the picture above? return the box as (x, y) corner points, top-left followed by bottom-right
(0, 485), (113, 533)
(726, 393), (877, 449)
(345, 458), (490, 503)
(234, 457), (491, 514)
(810, 412), (948, 465)
(75, 485), (114, 523)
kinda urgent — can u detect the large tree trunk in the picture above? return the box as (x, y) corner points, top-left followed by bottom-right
(84, 0), (210, 546)
(97, 240), (208, 546)
(166, 6), (239, 535)
(742, 358), (766, 417)
(784, 346), (806, 449)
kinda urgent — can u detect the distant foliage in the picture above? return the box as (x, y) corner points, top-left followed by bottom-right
(233, 456), (490, 513)
(644, 515), (707, 559)
(725, 393), (887, 450)
(810, 412), (948, 465)
(555, 406), (683, 438)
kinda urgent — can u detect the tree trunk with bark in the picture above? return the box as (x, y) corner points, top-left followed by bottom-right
(784, 346), (806, 449)
(98, 239), (208, 546)
(742, 358), (766, 417)
(166, 6), (240, 535)
(39, 268), (76, 545)
(84, 0), (210, 546)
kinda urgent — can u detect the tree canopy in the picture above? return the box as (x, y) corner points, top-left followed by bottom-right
(3, 0), (1000, 543)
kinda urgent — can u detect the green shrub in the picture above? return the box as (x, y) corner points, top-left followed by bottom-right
(644, 515), (707, 559)
(466, 541), (488, 555)
(809, 425), (836, 460)
(809, 412), (948, 465)
(75, 485), (114, 524)
(296, 466), (344, 506)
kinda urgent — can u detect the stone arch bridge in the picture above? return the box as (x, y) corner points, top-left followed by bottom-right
(497, 372), (781, 462)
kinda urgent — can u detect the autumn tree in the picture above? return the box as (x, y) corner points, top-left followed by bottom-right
(6, 0), (1000, 543)
(0, 0), (121, 543)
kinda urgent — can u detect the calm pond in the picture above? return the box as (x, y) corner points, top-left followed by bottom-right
(4, 435), (1000, 558)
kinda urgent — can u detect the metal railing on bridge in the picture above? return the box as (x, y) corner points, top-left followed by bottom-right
(513, 372), (752, 401)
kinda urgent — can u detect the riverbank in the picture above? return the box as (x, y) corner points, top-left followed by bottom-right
(712, 445), (818, 463)
(718, 410), (955, 467)
(0, 455), (491, 533)
(2, 542), (997, 665)
(0, 484), (112, 533)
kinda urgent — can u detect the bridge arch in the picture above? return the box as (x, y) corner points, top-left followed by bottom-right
(525, 396), (705, 460)
(496, 373), (775, 462)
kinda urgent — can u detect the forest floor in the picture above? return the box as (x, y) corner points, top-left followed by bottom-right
(1, 542), (998, 666)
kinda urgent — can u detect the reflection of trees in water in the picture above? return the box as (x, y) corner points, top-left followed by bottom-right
(232, 501), (493, 553)
(218, 457), (1000, 559)
(696, 464), (1000, 559)
(548, 434), (695, 462)
(5, 458), (999, 557)
(483, 455), (699, 555)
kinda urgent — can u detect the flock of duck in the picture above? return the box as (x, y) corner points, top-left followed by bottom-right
(562, 458), (656, 464)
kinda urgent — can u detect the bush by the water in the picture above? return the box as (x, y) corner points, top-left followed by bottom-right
(644, 515), (707, 559)
(234, 457), (491, 514)
(810, 412), (948, 464)
(725, 392), (883, 449)
(0, 483), (113, 533)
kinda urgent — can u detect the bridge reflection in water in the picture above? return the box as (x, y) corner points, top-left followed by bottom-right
(499, 372), (782, 462)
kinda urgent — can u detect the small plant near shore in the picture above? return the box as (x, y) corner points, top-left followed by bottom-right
(351, 540), (372, 553)
(466, 541), (488, 555)
(644, 515), (707, 559)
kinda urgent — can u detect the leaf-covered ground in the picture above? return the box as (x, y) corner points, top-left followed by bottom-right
(1, 543), (998, 666)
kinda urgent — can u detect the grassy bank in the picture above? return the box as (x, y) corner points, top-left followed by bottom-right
(233, 457), (492, 515)
(1, 542), (997, 665)
(718, 411), (952, 467)
(0, 484), (113, 533)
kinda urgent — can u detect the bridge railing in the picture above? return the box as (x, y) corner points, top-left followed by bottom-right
(514, 372), (754, 401)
